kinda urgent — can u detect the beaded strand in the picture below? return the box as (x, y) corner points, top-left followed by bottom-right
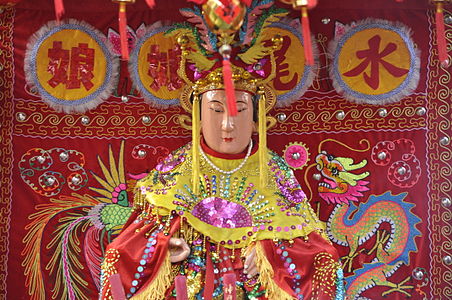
(199, 139), (253, 175)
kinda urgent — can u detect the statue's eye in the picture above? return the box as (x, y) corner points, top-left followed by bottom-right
(209, 104), (224, 113)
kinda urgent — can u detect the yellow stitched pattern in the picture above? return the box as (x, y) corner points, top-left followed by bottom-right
(311, 252), (340, 298)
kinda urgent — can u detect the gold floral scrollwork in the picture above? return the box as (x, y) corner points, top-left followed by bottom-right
(178, 115), (193, 131)
(266, 116), (277, 130)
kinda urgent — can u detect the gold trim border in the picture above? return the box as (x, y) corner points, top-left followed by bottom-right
(427, 8), (452, 298)
(0, 6), (15, 298)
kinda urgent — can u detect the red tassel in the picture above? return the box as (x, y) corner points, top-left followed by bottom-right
(145, 0), (156, 8)
(175, 275), (188, 300)
(223, 273), (237, 300)
(54, 0), (64, 22)
(203, 247), (215, 298)
(301, 6), (314, 66)
(435, 3), (449, 66)
(222, 59), (238, 116)
(118, 2), (129, 61)
(109, 274), (126, 300)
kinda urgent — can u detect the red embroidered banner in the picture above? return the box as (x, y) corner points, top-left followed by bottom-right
(1, 0), (450, 299)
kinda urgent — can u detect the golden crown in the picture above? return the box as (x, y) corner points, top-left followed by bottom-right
(193, 67), (259, 95)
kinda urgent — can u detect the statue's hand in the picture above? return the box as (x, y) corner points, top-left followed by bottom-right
(243, 247), (258, 278)
(169, 238), (190, 263)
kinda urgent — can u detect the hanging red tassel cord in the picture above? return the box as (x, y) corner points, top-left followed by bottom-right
(222, 58), (238, 116)
(175, 275), (188, 300)
(109, 274), (126, 300)
(279, 0), (317, 65)
(435, 2), (449, 66)
(145, 0), (155, 8)
(54, 0), (64, 22)
(118, 2), (129, 61)
(223, 273), (237, 300)
(301, 6), (314, 65)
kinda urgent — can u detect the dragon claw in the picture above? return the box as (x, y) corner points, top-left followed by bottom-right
(341, 248), (365, 273)
(381, 276), (413, 297)
(367, 230), (391, 259)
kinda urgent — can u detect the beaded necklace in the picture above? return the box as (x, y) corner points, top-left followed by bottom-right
(199, 139), (253, 175)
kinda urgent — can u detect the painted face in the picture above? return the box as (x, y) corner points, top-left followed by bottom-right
(201, 90), (255, 155)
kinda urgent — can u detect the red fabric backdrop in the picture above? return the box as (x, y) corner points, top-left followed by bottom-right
(0, 0), (451, 299)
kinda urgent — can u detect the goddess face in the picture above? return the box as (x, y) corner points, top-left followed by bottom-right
(201, 90), (255, 155)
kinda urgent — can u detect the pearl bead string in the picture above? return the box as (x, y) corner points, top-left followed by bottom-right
(199, 139), (253, 175)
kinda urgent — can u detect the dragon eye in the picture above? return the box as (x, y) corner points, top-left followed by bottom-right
(327, 155), (335, 161)
(331, 167), (339, 176)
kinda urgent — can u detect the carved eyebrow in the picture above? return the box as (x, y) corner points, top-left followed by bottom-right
(207, 99), (248, 105)
(208, 100), (224, 104)
(237, 100), (248, 104)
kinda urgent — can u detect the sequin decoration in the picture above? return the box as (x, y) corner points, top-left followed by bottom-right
(155, 144), (189, 173)
(335, 268), (345, 300)
(270, 151), (307, 208)
(174, 175), (274, 229)
(275, 241), (304, 299)
(192, 197), (253, 228)
(127, 227), (161, 298)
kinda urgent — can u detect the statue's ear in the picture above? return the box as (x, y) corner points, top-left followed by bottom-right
(252, 122), (258, 133)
